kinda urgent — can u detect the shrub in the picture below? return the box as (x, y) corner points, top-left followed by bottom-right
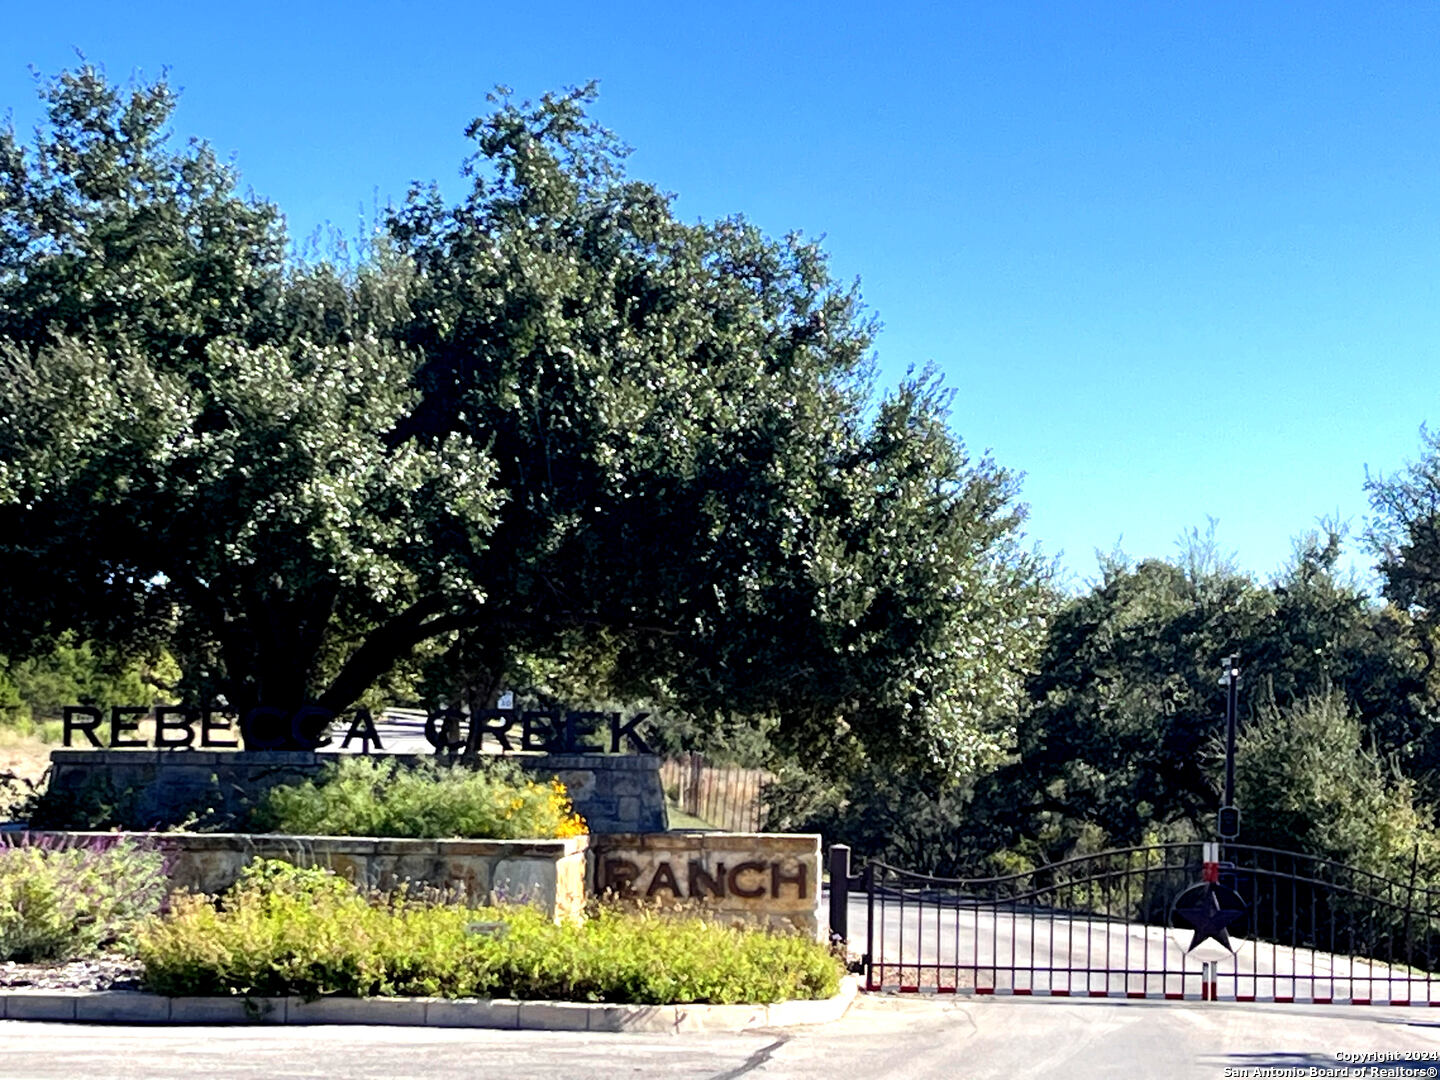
(0, 837), (167, 961)
(230, 857), (358, 905)
(138, 860), (841, 1003)
(251, 756), (587, 840)
(28, 772), (146, 832)
(1236, 690), (1440, 877)
(0, 770), (41, 823)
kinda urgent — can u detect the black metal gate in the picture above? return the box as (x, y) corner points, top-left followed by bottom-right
(829, 842), (1440, 1005)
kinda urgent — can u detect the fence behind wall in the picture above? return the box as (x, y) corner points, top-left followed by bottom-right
(659, 752), (767, 832)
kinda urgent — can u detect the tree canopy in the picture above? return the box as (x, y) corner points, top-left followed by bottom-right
(1366, 428), (1440, 675)
(0, 68), (1047, 768)
(1003, 530), (1431, 859)
(804, 524), (1438, 876)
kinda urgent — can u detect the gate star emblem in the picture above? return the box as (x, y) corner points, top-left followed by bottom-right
(1171, 881), (1247, 954)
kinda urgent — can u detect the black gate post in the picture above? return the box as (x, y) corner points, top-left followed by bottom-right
(829, 844), (873, 984)
(829, 844), (852, 944)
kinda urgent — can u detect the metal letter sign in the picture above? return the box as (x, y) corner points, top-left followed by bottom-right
(61, 703), (650, 754)
(422, 708), (652, 756)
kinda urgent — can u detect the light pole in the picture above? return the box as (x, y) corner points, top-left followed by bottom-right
(1218, 654), (1240, 840)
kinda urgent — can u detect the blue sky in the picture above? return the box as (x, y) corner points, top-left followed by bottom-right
(6, 2), (1440, 588)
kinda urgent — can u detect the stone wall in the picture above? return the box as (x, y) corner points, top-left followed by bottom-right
(531, 753), (667, 833)
(7, 827), (822, 937)
(43, 751), (319, 830)
(42, 749), (667, 834)
(588, 832), (822, 939)
(33, 754), (817, 938)
(8, 831), (590, 922)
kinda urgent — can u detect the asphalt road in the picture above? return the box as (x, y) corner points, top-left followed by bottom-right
(5, 997), (1440, 1079)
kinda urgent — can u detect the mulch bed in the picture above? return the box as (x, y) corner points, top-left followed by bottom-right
(0, 955), (143, 992)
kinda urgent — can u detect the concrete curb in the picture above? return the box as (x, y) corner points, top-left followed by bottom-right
(0, 977), (858, 1033)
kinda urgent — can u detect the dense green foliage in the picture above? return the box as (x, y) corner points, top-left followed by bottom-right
(0, 67), (1045, 773)
(811, 525), (1440, 881)
(0, 67), (496, 745)
(1234, 690), (1437, 875)
(0, 635), (180, 733)
(252, 757), (586, 839)
(138, 860), (841, 1003)
(1000, 532), (1428, 861)
(0, 839), (166, 961)
(1367, 428), (1440, 678)
(388, 93), (1053, 767)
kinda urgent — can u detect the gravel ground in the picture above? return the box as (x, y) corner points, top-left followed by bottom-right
(0, 955), (143, 991)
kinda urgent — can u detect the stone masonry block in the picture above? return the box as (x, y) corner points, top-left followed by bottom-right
(492, 857), (558, 911)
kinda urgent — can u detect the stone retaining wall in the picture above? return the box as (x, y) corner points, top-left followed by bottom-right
(28, 758), (816, 937)
(6, 829), (819, 936)
(532, 753), (667, 833)
(43, 750), (667, 834)
(7, 831), (589, 921)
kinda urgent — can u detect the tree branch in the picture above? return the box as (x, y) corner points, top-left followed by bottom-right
(316, 600), (679, 716)
(314, 595), (450, 714)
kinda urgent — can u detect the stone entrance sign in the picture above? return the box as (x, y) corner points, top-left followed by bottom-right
(589, 832), (821, 939)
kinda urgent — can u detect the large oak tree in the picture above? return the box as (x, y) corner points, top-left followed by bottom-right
(0, 68), (1047, 770)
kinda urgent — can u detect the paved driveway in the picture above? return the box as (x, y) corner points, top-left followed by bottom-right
(4, 996), (1440, 1079)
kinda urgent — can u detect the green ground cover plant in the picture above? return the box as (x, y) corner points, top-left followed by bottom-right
(138, 860), (841, 1003)
(0, 837), (167, 961)
(250, 757), (587, 839)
